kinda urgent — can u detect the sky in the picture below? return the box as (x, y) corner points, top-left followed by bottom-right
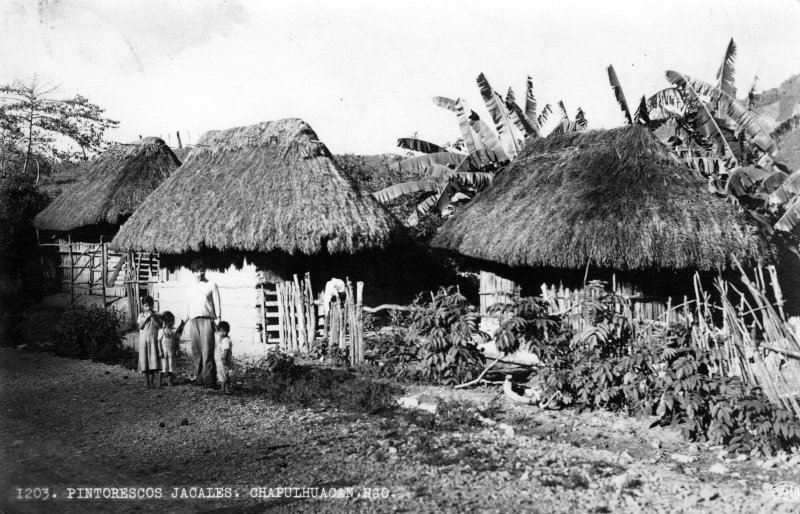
(1, 0), (799, 155)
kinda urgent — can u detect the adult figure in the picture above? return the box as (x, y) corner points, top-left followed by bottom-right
(179, 259), (221, 386)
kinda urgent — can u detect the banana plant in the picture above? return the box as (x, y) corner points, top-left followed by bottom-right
(610, 40), (799, 235)
(375, 72), (564, 227)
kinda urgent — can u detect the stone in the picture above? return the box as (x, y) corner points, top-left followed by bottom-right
(708, 463), (728, 474)
(611, 472), (629, 490)
(388, 447), (398, 454)
(686, 444), (700, 456)
(618, 451), (635, 465)
(650, 439), (663, 450)
(670, 453), (697, 464)
(497, 423), (515, 438)
(699, 485), (719, 502)
(761, 457), (782, 469)
(397, 396), (419, 409)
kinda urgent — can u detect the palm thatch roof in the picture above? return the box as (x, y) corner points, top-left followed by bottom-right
(432, 125), (772, 271)
(34, 137), (180, 232)
(111, 119), (400, 255)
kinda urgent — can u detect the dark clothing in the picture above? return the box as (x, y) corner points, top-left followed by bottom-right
(188, 317), (216, 386)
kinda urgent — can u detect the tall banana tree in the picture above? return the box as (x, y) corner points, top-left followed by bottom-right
(373, 72), (559, 226)
(608, 40), (800, 237)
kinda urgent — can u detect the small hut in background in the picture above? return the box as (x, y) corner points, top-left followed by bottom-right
(432, 125), (774, 330)
(111, 118), (404, 356)
(33, 137), (181, 311)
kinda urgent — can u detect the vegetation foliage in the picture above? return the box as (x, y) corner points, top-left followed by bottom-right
(50, 305), (124, 361)
(491, 287), (800, 456)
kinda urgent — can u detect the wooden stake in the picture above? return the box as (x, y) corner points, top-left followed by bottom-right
(68, 235), (74, 304)
(101, 239), (107, 311)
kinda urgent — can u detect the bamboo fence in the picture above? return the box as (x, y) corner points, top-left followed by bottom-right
(271, 274), (365, 365)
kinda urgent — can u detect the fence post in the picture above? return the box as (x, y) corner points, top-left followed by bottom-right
(68, 235), (74, 304)
(356, 281), (364, 365)
(101, 238), (108, 311)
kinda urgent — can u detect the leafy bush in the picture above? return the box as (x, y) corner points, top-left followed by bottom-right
(50, 305), (124, 361)
(406, 287), (487, 386)
(496, 289), (800, 456)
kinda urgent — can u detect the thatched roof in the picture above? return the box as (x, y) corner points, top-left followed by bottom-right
(432, 125), (772, 271)
(111, 119), (400, 255)
(34, 138), (180, 232)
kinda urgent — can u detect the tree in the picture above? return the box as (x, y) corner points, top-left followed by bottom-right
(0, 76), (119, 178)
(373, 73), (576, 226)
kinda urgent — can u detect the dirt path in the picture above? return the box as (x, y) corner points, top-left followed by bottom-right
(1, 348), (799, 513)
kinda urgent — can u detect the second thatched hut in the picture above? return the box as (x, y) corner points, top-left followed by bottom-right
(111, 118), (407, 354)
(33, 137), (180, 305)
(432, 125), (774, 328)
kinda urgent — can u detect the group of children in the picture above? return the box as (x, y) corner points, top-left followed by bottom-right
(137, 296), (233, 392)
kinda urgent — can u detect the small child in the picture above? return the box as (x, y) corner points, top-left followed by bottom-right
(215, 321), (233, 393)
(137, 296), (161, 389)
(157, 311), (180, 387)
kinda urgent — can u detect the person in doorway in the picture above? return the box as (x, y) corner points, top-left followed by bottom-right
(178, 259), (221, 387)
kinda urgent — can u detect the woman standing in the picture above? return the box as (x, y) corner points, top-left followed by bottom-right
(179, 260), (222, 387)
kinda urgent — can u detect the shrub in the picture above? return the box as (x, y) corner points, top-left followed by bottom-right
(496, 288), (800, 456)
(50, 305), (124, 361)
(406, 287), (487, 386)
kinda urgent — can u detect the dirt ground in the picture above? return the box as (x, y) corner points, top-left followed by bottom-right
(2, 346), (800, 513)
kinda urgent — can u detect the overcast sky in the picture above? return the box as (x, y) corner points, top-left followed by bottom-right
(1, 0), (799, 155)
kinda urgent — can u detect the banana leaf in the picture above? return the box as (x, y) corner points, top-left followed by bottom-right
(455, 98), (479, 153)
(575, 108), (588, 130)
(771, 168), (800, 204)
(425, 164), (459, 179)
(775, 196), (800, 232)
(558, 101), (570, 121)
(506, 97), (538, 137)
(388, 152), (464, 172)
(433, 96), (457, 112)
(725, 166), (771, 196)
(607, 65), (633, 125)
(396, 137), (447, 154)
(525, 76), (538, 124)
(372, 180), (441, 203)
(665, 71), (780, 160)
(506, 87), (517, 107)
(763, 170), (789, 194)
(634, 95), (657, 127)
(665, 72), (739, 167)
(647, 87), (686, 120)
(477, 73), (521, 158)
(536, 104), (552, 130)
(455, 148), (507, 173)
(452, 171), (493, 188)
(770, 114), (800, 141)
(468, 111), (508, 159)
(715, 38), (737, 98)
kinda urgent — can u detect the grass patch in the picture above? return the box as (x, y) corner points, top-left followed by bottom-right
(240, 362), (403, 415)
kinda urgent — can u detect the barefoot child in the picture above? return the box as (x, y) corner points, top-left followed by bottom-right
(157, 311), (179, 387)
(215, 321), (232, 393)
(137, 296), (161, 388)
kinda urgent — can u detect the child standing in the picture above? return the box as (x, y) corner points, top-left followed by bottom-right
(215, 321), (233, 393)
(157, 311), (180, 387)
(137, 296), (161, 389)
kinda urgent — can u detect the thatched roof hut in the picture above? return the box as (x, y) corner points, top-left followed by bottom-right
(432, 125), (772, 271)
(34, 137), (181, 232)
(111, 119), (400, 255)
